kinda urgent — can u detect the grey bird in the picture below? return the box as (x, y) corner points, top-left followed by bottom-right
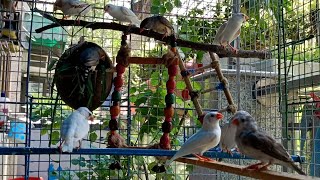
(140, 15), (174, 39)
(212, 13), (249, 53)
(232, 111), (306, 175)
(165, 111), (223, 166)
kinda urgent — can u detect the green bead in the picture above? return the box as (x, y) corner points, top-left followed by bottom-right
(112, 91), (121, 102)
(165, 93), (175, 105)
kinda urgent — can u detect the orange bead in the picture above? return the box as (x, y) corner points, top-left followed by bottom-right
(164, 106), (174, 118)
(110, 105), (120, 117)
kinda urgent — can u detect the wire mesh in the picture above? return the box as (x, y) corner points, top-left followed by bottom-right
(0, 0), (318, 179)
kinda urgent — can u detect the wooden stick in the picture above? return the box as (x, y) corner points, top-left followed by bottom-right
(176, 54), (204, 117)
(128, 57), (164, 65)
(34, 18), (271, 59)
(176, 158), (315, 180)
(209, 52), (237, 114)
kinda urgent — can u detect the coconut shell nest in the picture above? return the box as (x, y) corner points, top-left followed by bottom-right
(54, 42), (114, 111)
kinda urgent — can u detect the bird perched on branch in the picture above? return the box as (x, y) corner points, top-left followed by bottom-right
(53, 0), (91, 24)
(140, 15), (174, 39)
(165, 111), (223, 166)
(219, 119), (238, 155)
(59, 107), (94, 153)
(232, 111), (306, 175)
(104, 4), (141, 27)
(213, 13), (249, 53)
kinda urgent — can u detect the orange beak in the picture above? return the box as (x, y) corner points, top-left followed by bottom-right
(232, 119), (239, 126)
(140, 28), (145, 33)
(88, 115), (94, 121)
(216, 112), (224, 120)
(244, 15), (249, 21)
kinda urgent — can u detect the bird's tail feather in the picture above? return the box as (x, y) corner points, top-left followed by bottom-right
(62, 141), (74, 153)
(289, 162), (306, 175)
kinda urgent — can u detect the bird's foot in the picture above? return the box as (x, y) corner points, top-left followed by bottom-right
(62, 15), (70, 20)
(161, 33), (168, 40)
(58, 146), (63, 153)
(227, 43), (238, 54)
(226, 149), (233, 156)
(193, 154), (215, 162)
(74, 18), (81, 25)
(243, 162), (264, 171)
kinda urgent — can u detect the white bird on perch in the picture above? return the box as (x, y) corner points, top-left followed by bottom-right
(104, 4), (141, 27)
(59, 107), (94, 153)
(213, 13), (249, 53)
(165, 111), (223, 165)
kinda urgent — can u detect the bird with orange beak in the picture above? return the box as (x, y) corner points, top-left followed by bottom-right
(213, 13), (249, 53)
(140, 15), (174, 39)
(165, 111), (223, 165)
(59, 107), (94, 153)
(231, 111), (306, 175)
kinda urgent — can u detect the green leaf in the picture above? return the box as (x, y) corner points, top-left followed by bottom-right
(129, 87), (137, 94)
(135, 97), (147, 106)
(151, 5), (160, 14)
(152, 0), (161, 6)
(89, 132), (98, 141)
(40, 128), (48, 135)
(165, 2), (174, 12)
(196, 51), (205, 62)
(176, 81), (186, 90)
(159, 5), (167, 14)
(71, 158), (79, 165)
(174, 0), (182, 7)
(192, 81), (202, 91)
(51, 131), (60, 145)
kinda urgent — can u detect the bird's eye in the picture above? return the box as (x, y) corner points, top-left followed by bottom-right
(241, 119), (245, 122)
(211, 114), (215, 117)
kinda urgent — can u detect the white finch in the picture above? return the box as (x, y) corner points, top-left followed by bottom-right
(219, 119), (237, 155)
(232, 111), (306, 175)
(104, 4), (141, 27)
(53, 0), (91, 22)
(212, 13), (249, 53)
(59, 107), (94, 153)
(140, 15), (174, 39)
(165, 111), (223, 165)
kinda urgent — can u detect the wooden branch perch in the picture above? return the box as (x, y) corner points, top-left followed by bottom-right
(176, 158), (316, 180)
(35, 19), (271, 59)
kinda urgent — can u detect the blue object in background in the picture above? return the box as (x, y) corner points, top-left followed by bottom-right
(310, 127), (320, 177)
(7, 121), (26, 143)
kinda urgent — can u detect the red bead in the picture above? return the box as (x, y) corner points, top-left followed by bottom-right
(160, 133), (171, 150)
(114, 76), (124, 88)
(164, 106), (174, 119)
(111, 116), (117, 119)
(116, 64), (126, 75)
(165, 117), (172, 122)
(110, 105), (120, 117)
(197, 63), (203, 68)
(162, 121), (172, 133)
(168, 65), (178, 76)
(182, 88), (190, 100)
(166, 79), (176, 92)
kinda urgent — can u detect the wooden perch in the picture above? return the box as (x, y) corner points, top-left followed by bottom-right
(35, 18), (271, 59)
(176, 53), (204, 117)
(209, 52), (237, 114)
(176, 158), (316, 180)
